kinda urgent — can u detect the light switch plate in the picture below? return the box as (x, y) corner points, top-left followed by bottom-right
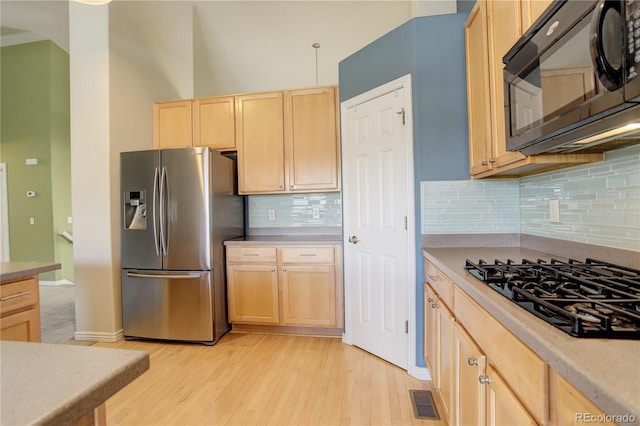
(549, 199), (560, 223)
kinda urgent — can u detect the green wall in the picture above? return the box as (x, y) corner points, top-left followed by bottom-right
(0, 41), (73, 282)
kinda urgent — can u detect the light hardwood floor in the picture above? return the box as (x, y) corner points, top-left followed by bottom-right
(94, 333), (445, 426)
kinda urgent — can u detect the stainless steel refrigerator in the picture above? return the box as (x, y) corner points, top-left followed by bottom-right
(120, 147), (243, 345)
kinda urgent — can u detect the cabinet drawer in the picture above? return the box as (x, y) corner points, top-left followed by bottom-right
(227, 246), (277, 263)
(424, 260), (454, 310)
(280, 246), (334, 264)
(1, 278), (39, 315)
(455, 287), (548, 425)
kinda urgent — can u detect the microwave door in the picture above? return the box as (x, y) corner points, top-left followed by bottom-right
(624, 0), (640, 101)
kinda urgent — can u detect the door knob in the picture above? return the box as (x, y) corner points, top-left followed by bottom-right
(348, 235), (360, 244)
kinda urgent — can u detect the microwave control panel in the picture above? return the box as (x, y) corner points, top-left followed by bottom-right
(627, 0), (640, 80)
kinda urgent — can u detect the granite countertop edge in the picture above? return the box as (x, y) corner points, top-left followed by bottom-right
(421, 246), (640, 424)
(0, 261), (61, 283)
(224, 235), (343, 245)
(1, 342), (150, 426)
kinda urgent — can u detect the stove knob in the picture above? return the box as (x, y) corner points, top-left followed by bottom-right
(479, 375), (492, 385)
(468, 358), (478, 366)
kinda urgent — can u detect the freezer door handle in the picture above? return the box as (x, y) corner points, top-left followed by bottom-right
(126, 271), (203, 279)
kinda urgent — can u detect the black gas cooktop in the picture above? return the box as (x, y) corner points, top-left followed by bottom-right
(464, 258), (640, 339)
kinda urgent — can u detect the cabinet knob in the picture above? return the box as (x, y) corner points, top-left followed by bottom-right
(432, 303), (438, 309)
(282, 267), (287, 272)
(481, 161), (488, 166)
(479, 375), (491, 385)
(468, 358), (478, 366)
(271, 268), (276, 272)
(279, 185), (283, 189)
(290, 185), (296, 189)
(427, 297), (434, 303)
(489, 158), (496, 163)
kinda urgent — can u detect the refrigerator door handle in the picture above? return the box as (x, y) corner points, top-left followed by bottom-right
(126, 271), (203, 279)
(152, 167), (160, 257)
(159, 166), (168, 257)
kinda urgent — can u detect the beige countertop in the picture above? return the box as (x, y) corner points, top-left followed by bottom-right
(224, 235), (342, 245)
(0, 341), (149, 425)
(422, 246), (640, 424)
(0, 261), (61, 283)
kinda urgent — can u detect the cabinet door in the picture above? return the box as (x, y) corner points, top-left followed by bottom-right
(227, 264), (279, 324)
(284, 87), (339, 192)
(194, 96), (235, 150)
(280, 265), (336, 327)
(437, 301), (455, 425)
(455, 324), (486, 426)
(424, 285), (439, 384)
(0, 308), (41, 342)
(487, 0), (526, 168)
(485, 365), (537, 426)
(236, 92), (285, 194)
(521, 0), (554, 29)
(153, 100), (193, 149)
(465, 2), (493, 175)
(549, 369), (616, 426)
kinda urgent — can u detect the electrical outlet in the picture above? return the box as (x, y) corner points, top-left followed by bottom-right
(29, 217), (35, 225)
(268, 209), (276, 221)
(312, 205), (320, 219)
(549, 199), (560, 223)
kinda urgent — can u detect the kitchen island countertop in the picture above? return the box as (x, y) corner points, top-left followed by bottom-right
(0, 341), (149, 425)
(0, 261), (61, 283)
(422, 246), (640, 425)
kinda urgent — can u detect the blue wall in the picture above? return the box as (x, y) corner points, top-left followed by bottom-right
(339, 13), (469, 369)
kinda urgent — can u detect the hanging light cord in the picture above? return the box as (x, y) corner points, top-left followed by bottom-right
(313, 43), (321, 86)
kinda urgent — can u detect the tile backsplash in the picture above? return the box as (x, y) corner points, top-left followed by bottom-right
(248, 192), (342, 229)
(421, 144), (640, 251)
(421, 180), (520, 234)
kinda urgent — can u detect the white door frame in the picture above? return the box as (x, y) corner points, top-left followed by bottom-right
(341, 74), (425, 379)
(0, 163), (10, 261)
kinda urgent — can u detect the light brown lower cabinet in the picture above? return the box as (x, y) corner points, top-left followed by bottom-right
(0, 276), (41, 342)
(425, 258), (617, 426)
(226, 244), (343, 335)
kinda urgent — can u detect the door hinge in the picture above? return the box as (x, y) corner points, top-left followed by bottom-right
(404, 216), (408, 230)
(397, 108), (406, 125)
(405, 320), (409, 334)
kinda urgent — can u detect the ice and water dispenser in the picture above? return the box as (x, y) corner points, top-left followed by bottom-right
(124, 190), (146, 230)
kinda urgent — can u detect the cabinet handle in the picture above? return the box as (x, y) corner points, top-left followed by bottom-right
(468, 358), (478, 366)
(489, 158), (496, 163)
(479, 375), (491, 385)
(432, 303), (438, 309)
(0, 291), (32, 301)
(299, 253), (316, 257)
(243, 253), (260, 256)
(481, 161), (488, 166)
(427, 297), (434, 303)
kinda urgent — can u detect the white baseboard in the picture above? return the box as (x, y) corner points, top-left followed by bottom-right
(409, 364), (431, 381)
(74, 329), (124, 343)
(40, 279), (74, 286)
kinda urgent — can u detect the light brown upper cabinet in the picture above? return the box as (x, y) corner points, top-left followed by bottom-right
(236, 86), (340, 195)
(153, 100), (193, 149)
(193, 96), (236, 151)
(465, 0), (603, 179)
(153, 95), (236, 151)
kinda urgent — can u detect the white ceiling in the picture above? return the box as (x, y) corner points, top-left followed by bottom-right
(1, 0), (70, 52)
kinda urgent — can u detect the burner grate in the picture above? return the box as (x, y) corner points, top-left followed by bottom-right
(464, 258), (640, 339)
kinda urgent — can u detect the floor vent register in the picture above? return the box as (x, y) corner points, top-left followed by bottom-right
(409, 389), (440, 420)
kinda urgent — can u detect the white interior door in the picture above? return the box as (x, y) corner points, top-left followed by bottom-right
(342, 76), (414, 370)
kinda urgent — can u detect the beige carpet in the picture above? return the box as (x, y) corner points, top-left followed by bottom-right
(39, 285), (93, 346)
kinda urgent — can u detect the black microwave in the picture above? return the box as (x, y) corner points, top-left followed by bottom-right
(503, 0), (640, 155)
